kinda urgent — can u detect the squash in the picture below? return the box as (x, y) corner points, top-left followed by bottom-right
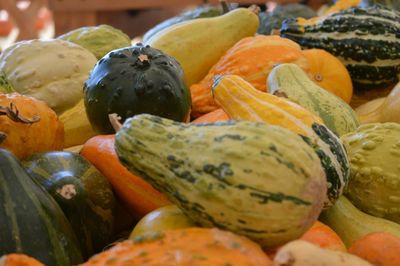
(191, 108), (229, 124)
(341, 123), (400, 224)
(360, 0), (400, 10)
(320, 196), (400, 247)
(146, 7), (259, 86)
(274, 240), (372, 266)
(115, 114), (327, 248)
(190, 35), (311, 117)
(213, 75), (350, 208)
(268, 63), (359, 136)
(302, 49), (353, 103)
(129, 205), (196, 239)
(82, 228), (272, 266)
(0, 93), (64, 159)
(0, 73), (14, 93)
(0, 254), (44, 266)
(301, 221), (346, 252)
(355, 97), (386, 123)
(323, 0), (361, 15)
(349, 232), (400, 266)
(84, 43), (191, 134)
(80, 134), (170, 219)
(280, 5), (400, 90)
(23, 151), (116, 259)
(0, 149), (83, 265)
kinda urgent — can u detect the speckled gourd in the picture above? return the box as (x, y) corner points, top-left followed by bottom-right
(115, 114), (327, 248)
(341, 123), (400, 224)
(268, 63), (359, 136)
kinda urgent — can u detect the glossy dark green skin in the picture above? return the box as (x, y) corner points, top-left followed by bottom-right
(84, 43), (192, 134)
(0, 149), (83, 266)
(23, 151), (116, 259)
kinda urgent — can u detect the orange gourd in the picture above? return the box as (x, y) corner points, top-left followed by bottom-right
(301, 221), (346, 252)
(349, 232), (400, 266)
(323, 0), (361, 15)
(80, 135), (170, 219)
(190, 35), (310, 117)
(191, 108), (230, 124)
(0, 93), (63, 159)
(82, 228), (272, 266)
(0, 254), (44, 266)
(303, 49), (353, 103)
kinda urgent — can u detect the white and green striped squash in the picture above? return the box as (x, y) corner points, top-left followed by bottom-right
(268, 63), (359, 136)
(115, 114), (327, 248)
(280, 6), (400, 90)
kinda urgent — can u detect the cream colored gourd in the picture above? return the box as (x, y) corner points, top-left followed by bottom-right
(145, 8), (259, 86)
(274, 240), (373, 266)
(268, 63), (359, 136)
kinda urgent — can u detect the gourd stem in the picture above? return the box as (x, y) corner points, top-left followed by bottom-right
(109, 113), (123, 132)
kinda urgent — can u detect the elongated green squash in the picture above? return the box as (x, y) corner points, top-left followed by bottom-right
(115, 114), (327, 248)
(280, 6), (400, 89)
(0, 149), (83, 266)
(268, 63), (359, 136)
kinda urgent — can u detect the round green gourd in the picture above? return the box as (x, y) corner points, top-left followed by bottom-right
(84, 43), (191, 134)
(23, 151), (116, 259)
(0, 73), (14, 93)
(115, 114), (327, 248)
(341, 123), (400, 224)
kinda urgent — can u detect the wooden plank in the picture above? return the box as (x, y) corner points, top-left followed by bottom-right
(53, 10), (97, 36)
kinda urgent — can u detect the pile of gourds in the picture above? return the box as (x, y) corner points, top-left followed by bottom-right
(0, 0), (400, 265)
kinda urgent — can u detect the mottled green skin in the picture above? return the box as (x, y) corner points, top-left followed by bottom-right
(0, 149), (83, 266)
(58, 24), (131, 59)
(115, 114), (327, 248)
(341, 123), (400, 224)
(23, 152), (116, 259)
(0, 73), (14, 93)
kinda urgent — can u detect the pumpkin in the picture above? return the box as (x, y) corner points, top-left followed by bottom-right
(303, 49), (353, 103)
(82, 228), (272, 265)
(190, 35), (311, 118)
(191, 108), (230, 124)
(301, 221), (346, 252)
(0, 254), (44, 266)
(349, 232), (400, 266)
(0, 93), (63, 159)
(80, 134), (170, 219)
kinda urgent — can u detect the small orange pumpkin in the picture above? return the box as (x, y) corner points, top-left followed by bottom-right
(0, 254), (44, 266)
(82, 228), (272, 266)
(191, 108), (230, 124)
(301, 221), (346, 252)
(302, 49), (353, 103)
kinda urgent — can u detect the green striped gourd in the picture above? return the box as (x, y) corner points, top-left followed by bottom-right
(268, 63), (359, 136)
(0, 149), (83, 266)
(23, 152), (116, 259)
(280, 6), (400, 89)
(115, 114), (327, 248)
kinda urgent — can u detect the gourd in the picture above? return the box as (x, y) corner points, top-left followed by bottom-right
(82, 228), (272, 266)
(302, 49), (353, 103)
(23, 151), (116, 259)
(0, 254), (44, 266)
(129, 205), (196, 238)
(115, 114), (327, 248)
(146, 7), (259, 86)
(274, 240), (372, 266)
(0, 73), (14, 93)
(59, 100), (96, 147)
(0, 149), (83, 266)
(300, 221), (346, 252)
(0, 39), (97, 114)
(360, 0), (400, 10)
(190, 35), (311, 117)
(84, 43), (191, 134)
(280, 5), (400, 90)
(341, 123), (400, 224)
(212, 75), (350, 208)
(323, 0), (361, 15)
(80, 134), (170, 218)
(191, 108), (230, 124)
(268, 63), (359, 136)
(0, 93), (64, 159)
(320, 196), (400, 247)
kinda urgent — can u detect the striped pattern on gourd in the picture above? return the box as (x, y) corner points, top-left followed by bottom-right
(280, 6), (400, 89)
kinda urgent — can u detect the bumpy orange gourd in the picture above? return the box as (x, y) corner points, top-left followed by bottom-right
(0, 254), (45, 266)
(349, 232), (400, 266)
(191, 108), (230, 124)
(82, 228), (272, 266)
(302, 49), (353, 103)
(212, 74), (323, 137)
(0, 93), (63, 159)
(190, 35), (310, 117)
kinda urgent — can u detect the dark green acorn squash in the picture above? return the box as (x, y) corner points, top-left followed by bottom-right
(23, 151), (116, 259)
(142, 5), (222, 43)
(280, 5), (400, 90)
(360, 0), (400, 10)
(84, 43), (191, 134)
(0, 149), (83, 266)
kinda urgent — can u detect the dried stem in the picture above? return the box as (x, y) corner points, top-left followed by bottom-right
(109, 113), (123, 132)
